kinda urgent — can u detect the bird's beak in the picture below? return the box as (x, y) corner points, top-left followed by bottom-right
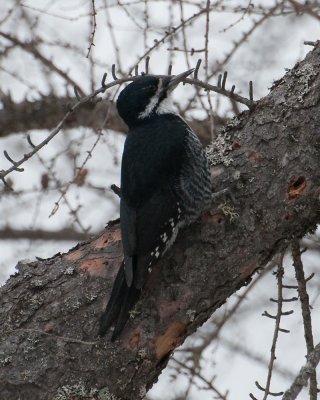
(166, 68), (195, 91)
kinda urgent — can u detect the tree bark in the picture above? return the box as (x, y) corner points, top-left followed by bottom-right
(0, 45), (320, 400)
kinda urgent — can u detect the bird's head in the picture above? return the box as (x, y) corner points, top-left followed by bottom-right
(116, 69), (194, 127)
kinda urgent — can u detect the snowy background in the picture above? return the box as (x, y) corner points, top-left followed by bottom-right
(0, 1), (319, 398)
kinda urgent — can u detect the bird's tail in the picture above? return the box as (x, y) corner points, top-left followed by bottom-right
(99, 261), (141, 341)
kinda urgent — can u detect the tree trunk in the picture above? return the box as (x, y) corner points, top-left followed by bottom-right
(0, 45), (320, 400)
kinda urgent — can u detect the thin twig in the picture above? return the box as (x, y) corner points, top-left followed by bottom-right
(185, 76), (254, 108)
(0, 31), (85, 96)
(220, 0), (254, 33)
(204, 0), (215, 141)
(35, 148), (90, 232)
(0, 76), (115, 183)
(167, 1), (175, 70)
(292, 239), (317, 400)
(104, 0), (122, 73)
(143, 0), (149, 51)
(262, 262), (285, 399)
(130, 4), (218, 73)
(49, 85), (119, 220)
(178, 0), (191, 69)
(86, 0), (97, 58)
(288, 0), (320, 21)
(172, 357), (228, 400)
(209, 3), (280, 78)
(110, 184), (121, 198)
(251, 255), (286, 399)
(282, 342), (320, 400)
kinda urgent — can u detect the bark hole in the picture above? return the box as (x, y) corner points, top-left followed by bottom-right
(288, 176), (307, 199)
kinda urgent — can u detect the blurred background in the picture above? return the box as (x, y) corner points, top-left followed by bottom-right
(0, 1), (319, 399)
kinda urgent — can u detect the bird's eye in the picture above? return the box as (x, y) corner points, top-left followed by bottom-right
(141, 85), (157, 94)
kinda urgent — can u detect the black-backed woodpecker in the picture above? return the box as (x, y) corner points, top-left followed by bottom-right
(99, 69), (212, 340)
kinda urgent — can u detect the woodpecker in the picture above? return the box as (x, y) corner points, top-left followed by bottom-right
(99, 69), (212, 340)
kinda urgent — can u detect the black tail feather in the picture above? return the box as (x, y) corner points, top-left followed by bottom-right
(111, 281), (140, 341)
(99, 263), (126, 336)
(99, 262), (141, 340)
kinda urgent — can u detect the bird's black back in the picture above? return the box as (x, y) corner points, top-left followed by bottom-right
(121, 114), (186, 207)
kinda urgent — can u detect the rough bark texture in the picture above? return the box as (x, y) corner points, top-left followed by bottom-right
(0, 45), (320, 400)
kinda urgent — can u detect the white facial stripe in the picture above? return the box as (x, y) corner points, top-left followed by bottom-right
(138, 78), (175, 119)
(156, 97), (176, 116)
(138, 92), (160, 119)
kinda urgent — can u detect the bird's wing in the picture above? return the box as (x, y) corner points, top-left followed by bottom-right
(120, 199), (136, 287)
(120, 185), (182, 289)
(134, 186), (182, 288)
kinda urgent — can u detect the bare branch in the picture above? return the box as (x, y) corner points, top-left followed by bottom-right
(292, 239), (317, 400)
(209, 3), (281, 77)
(0, 226), (91, 241)
(185, 76), (255, 108)
(0, 87), (103, 183)
(172, 357), (228, 400)
(86, 0), (97, 58)
(0, 31), (85, 96)
(251, 257), (286, 400)
(110, 184), (121, 198)
(282, 342), (320, 400)
(0, 68), (253, 185)
(288, 0), (320, 21)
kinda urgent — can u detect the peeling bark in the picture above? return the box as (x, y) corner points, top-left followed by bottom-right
(0, 46), (320, 400)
